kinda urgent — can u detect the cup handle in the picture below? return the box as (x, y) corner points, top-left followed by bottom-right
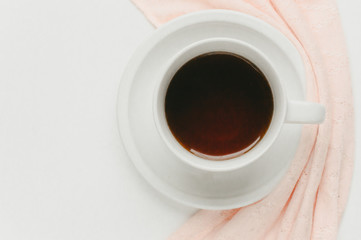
(285, 100), (325, 124)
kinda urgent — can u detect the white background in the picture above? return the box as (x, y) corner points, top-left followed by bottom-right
(0, 0), (359, 239)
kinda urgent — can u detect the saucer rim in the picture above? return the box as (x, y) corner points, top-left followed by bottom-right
(117, 10), (304, 210)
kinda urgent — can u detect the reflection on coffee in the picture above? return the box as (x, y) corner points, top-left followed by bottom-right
(165, 52), (273, 160)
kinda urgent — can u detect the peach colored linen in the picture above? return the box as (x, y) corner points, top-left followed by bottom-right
(131, 0), (354, 239)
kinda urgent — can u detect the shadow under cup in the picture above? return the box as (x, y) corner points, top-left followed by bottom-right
(154, 38), (287, 168)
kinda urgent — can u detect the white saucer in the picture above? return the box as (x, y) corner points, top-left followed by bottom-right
(117, 10), (305, 210)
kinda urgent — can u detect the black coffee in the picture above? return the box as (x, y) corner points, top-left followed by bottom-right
(165, 52), (273, 160)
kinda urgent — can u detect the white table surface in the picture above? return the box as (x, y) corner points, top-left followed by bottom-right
(0, 0), (359, 239)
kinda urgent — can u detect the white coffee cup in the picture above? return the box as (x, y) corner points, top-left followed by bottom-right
(118, 10), (325, 209)
(153, 38), (325, 172)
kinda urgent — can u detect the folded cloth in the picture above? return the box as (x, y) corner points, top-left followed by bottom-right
(130, 0), (354, 239)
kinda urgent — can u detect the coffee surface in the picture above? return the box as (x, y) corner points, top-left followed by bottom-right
(165, 52), (273, 160)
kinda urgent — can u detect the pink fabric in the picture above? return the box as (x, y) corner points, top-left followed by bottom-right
(131, 0), (355, 239)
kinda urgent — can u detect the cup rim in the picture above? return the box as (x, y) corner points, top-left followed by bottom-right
(153, 37), (287, 172)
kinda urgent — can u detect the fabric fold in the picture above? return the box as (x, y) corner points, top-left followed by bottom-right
(130, 0), (354, 239)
